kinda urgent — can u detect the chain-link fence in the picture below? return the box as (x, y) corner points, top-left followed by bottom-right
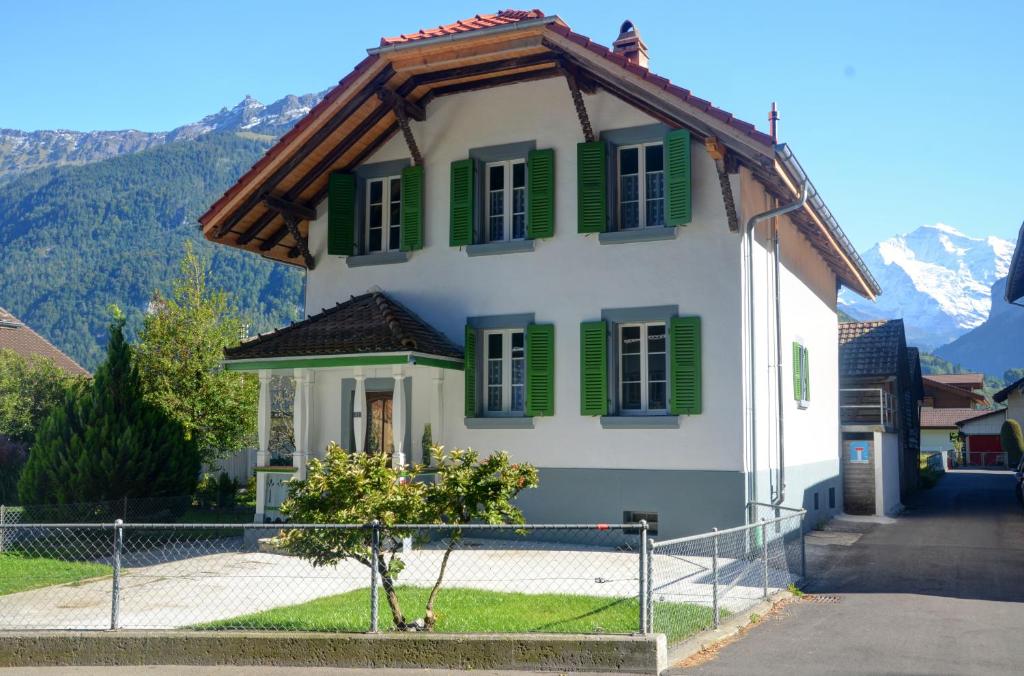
(0, 510), (804, 645)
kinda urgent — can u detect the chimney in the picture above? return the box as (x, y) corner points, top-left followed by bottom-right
(613, 20), (649, 69)
(769, 102), (779, 143)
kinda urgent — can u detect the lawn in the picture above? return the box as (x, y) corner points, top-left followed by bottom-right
(0, 553), (109, 595)
(198, 586), (716, 643)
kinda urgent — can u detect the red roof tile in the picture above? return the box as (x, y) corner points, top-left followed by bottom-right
(920, 407), (994, 429)
(379, 9), (546, 46)
(0, 307), (90, 377)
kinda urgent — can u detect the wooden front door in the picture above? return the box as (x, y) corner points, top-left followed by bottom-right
(365, 392), (394, 457)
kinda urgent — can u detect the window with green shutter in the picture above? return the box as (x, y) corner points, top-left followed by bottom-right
(665, 128), (692, 226)
(669, 316), (701, 415)
(525, 324), (555, 416)
(577, 141), (607, 233)
(464, 324), (476, 417)
(327, 172), (356, 255)
(450, 159), (475, 246)
(400, 165), (423, 251)
(527, 148), (555, 239)
(580, 321), (608, 415)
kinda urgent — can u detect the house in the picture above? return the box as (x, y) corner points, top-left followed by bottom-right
(957, 408), (1007, 466)
(1004, 220), (1024, 304)
(919, 373), (990, 458)
(199, 10), (880, 537)
(0, 307), (89, 377)
(837, 320), (922, 516)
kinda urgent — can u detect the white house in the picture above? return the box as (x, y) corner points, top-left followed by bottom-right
(200, 10), (880, 538)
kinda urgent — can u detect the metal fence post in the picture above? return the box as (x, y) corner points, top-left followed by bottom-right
(369, 520), (380, 633)
(761, 518), (769, 600)
(645, 536), (654, 634)
(0, 504), (6, 554)
(110, 519), (123, 630)
(800, 513), (807, 581)
(711, 528), (720, 628)
(638, 520), (648, 634)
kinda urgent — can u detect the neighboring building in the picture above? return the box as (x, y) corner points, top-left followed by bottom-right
(837, 320), (921, 516)
(0, 307), (89, 377)
(1005, 221), (1024, 304)
(994, 376), (1024, 429)
(957, 408), (1007, 466)
(919, 373), (989, 457)
(200, 10), (880, 536)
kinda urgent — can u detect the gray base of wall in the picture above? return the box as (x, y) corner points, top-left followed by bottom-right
(751, 458), (842, 529)
(0, 631), (667, 674)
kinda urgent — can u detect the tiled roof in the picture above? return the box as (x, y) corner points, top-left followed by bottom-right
(379, 9), (546, 45)
(838, 320), (905, 378)
(224, 291), (462, 362)
(920, 407), (994, 429)
(0, 307), (90, 377)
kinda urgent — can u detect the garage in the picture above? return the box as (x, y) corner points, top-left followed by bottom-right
(958, 409), (1006, 467)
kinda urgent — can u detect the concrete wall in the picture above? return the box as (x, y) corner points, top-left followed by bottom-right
(921, 428), (956, 453)
(878, 430), (902, 516)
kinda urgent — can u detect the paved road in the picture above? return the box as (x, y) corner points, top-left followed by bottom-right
(675, 470), (1024, 675)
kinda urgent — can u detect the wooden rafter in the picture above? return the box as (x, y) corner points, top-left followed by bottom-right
(559, 62), (594, 143)
(378, 87), (424, 166)
(281, 213), (315, 269)
(263, 194), (316, 221)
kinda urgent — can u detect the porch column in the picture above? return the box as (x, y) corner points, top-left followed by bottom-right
(255, 370), (272, 521)
(392, 365), (407, 468)
(353, 369), (366, 453)
(293, 369), (314, 480)
(431, 368), (445, 461)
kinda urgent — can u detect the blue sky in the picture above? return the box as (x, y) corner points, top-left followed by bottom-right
(2, 0), (1022, 250)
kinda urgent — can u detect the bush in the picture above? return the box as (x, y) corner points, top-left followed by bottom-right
(1001, 419), (1024, 467)
(0, 436), (28, 503)
(17, 315), (200, 505)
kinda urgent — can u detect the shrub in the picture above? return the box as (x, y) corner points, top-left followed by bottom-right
(0, 436), (28, 503)
(1001, 419), (1024, 467)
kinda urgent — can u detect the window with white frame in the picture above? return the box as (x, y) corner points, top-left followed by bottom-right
(484, 328), (526, 415)
(617, 143), (665, 229)
(485, 159), (527, 242)
(365, 175), (402, 253)
(619, 322), (668, 414)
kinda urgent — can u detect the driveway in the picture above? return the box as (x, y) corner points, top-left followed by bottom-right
(674, 470), (1024, 675)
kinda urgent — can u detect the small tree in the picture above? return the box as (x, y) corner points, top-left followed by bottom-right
(1001, 419), (1024, 467)
(135, 242), (258, 465)
(0, 349), (80, 444)
(18, 314), (200, 504)
(281, 445), (538, 630)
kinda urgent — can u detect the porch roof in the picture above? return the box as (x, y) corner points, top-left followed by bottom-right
(224, 290), (462, 369)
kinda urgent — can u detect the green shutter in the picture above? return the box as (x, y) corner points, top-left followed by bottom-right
(803, 347), (810, 401)
(450, 159), (475, 246)
(525, 324), (555, 417)
(665, 129), (692, 226)
(577, 141), (607, 233)
(527, 148), (555, 239)
(580, 321), (608, 416)
(669, 316), (701, 415)
(464, 325), (476, 417)
(327, 172), (356, 255)
(792, 342), (802, 401)
(400, 165), (423, 251)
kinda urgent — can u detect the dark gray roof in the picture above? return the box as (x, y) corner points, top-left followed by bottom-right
(994, 375), (1024, 404)
(225, 291), (462, 361)
(838, 319), (906, 379)
(1005, 221), (1024, 304)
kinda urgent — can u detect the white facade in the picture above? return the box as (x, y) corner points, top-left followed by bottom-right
(242, 76), (848, 535)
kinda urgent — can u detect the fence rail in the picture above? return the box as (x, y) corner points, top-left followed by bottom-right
(0, 511), (805, 645)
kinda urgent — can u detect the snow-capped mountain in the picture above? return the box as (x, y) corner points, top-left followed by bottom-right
(0, 91), (324, 181)
(839, 224), (1014, 349)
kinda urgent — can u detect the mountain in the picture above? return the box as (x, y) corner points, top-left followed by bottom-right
(934, 278), (1024, 376)
(0, 92), (323, 182)
(839, 224), (1013, 349)
(0, 132), (304, 370)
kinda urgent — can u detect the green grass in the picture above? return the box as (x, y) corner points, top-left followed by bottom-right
(198, 586), (717, 643)
(0, 553), (109, 595)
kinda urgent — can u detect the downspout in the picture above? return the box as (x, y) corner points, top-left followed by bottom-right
(744, 181), (808, 509)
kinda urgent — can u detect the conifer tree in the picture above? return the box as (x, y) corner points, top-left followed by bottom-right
(18, 313), (200, 504)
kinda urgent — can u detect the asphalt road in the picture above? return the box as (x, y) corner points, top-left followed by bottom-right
(675, 469), (1024, 675)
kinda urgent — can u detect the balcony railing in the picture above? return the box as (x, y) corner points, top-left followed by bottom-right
(840, 388), (895, 429)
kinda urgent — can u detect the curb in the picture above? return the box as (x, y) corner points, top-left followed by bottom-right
(0, 630), (668, 674)
(665, 590), (794, 668)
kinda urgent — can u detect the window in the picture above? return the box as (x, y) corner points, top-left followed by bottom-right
(619, 322), (668, 414)
(793, 342), (810, 406)
(485, 160), (527, 242)
(484, 329), (526, 415)
(365, 175), (402, 253)
(617, 143), (665, 229)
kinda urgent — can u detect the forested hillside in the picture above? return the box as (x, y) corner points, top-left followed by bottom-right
(0, 132), (303, 370)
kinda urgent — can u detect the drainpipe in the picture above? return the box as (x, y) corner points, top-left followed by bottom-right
(744, 181), (808, 509)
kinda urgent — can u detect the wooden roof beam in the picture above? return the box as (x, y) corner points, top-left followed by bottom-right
(263, 194), (316, 221)
(376, 87), (425, 121)
(558, 62), (595, 143)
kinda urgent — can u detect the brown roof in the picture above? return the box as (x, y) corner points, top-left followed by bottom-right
(198, 9), (878, 299)
(922, 376), (987, 405)
(924, 373), (984, 388)
(225, 291), (462, 362)
(920, 406), (993, 429)
(838, 320), (905, 379)
(0, 307), (89, 377)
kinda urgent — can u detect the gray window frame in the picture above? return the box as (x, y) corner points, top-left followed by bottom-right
(346, 158), (411, 266)
(598, 124), (674, 243)
(465, 313), (535, 425)
(467, 141), (536, 249)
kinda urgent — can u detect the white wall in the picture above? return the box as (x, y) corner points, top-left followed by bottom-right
(1006, 389), (1024, 428)
(921, 428), (956, 453)
(876, 430), (902, 516)
(302, 77), (746, 473)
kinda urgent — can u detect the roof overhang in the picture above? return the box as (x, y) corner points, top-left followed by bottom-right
(199, 12), (878, 298)
(223, 351), (464, 372)
(1005, 221), (1024, 304)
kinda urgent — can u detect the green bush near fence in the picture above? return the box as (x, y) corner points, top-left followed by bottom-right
(197, 586), (718, 643)
(0, 553), (109, 595)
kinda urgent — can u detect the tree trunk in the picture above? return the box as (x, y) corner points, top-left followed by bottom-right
(378, 560), (408, 630)
(423, 536), (458, 630)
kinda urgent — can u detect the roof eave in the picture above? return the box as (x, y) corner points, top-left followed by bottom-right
(1004, 221), (1024, 303)
(367, 15), (562, 54)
